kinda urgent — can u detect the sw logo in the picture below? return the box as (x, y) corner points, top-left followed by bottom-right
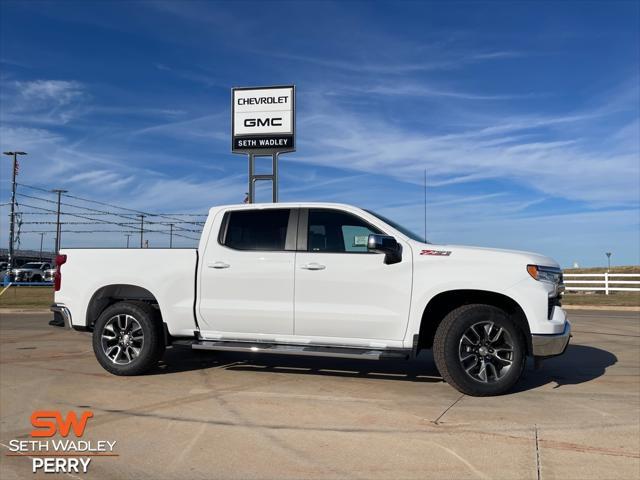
(31, 410), (93, 437)
(7, 410), (116, 474)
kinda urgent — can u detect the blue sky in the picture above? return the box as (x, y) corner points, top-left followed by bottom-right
(0, 0), (638, 267)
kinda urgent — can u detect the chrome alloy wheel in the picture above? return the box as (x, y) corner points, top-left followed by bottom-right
(101, 314), (144, 365)
(458, 321), (514, 383)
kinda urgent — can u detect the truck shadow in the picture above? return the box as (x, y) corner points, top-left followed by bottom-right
(514, 344), (618, 392)
(156, 344), (616, 391)
(156, 346), (442, 382)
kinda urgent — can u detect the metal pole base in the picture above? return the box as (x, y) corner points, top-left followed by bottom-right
(248, 153), (279, 203)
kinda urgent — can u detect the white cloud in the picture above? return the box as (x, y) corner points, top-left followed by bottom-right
(130, 112), (227, 141)
(292, 86), (640, 206)
(17, 80), (86, 106)
(0, 125), (63, 149)
(0, 79), (89, 125)
(268, 48), (526, 75)
(351, 83), (534, 101)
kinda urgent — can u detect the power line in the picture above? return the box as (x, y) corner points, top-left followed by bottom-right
(18, 220), (202, 228)
(18, 191), (139, 219)
(60, 189), (205, 227)
(20, 230), (157, 234)
(11, 211), (207, 217)
(9, 183), (204, 244)
(16, 202), (200, 241)
(16, 191), (202, 233)
(15, 184), (208, 227)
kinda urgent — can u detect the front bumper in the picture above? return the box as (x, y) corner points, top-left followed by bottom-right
(50, 303), (72, 329)
(532, 320), (571, 357)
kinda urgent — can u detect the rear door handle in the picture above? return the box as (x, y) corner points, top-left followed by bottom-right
(301, 262), (326, 271)
(208, 261), (230, 269)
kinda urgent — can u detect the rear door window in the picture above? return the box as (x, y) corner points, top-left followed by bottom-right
(223, 209), (290, 251)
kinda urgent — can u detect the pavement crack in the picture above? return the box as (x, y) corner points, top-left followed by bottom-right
(432, 393), (465, 425)
(535, 424), (542, 480)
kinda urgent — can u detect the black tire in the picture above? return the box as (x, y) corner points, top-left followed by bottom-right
(92, 301), (165, 376)
(433, 304), (526, 396)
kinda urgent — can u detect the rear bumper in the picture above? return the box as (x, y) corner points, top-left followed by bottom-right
(532, 320), (571, 357)
(50, 303), (72, 329)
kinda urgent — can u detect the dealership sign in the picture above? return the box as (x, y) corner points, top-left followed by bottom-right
(232, 85), (295, 153)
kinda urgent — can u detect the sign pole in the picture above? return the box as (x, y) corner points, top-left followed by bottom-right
(248, 153), (255, 204)
(272, 153), (278, 203)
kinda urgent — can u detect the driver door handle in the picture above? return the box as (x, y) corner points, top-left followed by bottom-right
(301, 262), (326, 271)
(208, 261), (230, 269)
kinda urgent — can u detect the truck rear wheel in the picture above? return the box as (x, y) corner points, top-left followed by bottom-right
(433, 304), (526, 396)
(92, 301), (165, 376)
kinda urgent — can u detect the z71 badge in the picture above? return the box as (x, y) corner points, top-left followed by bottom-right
(420, 249), (452, 256)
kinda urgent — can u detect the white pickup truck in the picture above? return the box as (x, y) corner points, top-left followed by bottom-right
(51, 203), (570, 396)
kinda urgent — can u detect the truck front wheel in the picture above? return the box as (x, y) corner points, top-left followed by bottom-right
(433, 304), (526, 396)
(92, 301), (165, 375)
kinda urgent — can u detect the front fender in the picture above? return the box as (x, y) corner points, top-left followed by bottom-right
(404, 280), (526, 348)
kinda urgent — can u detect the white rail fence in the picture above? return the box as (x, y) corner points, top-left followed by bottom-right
(564, 273), (640, 295)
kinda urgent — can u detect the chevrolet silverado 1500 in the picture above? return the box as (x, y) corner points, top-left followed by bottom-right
(51, 203), (570, 396)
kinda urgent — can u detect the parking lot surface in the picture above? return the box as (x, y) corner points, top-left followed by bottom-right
(1, 310), (638, 479)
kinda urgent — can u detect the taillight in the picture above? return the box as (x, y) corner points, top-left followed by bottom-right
(54, 254), (67, 291)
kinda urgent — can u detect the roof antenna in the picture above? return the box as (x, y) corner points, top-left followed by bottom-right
(423, 168), (427, 243)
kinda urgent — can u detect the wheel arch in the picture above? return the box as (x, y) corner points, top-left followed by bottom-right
(86, 284), (160, 329)
(418, 289), (532, 355)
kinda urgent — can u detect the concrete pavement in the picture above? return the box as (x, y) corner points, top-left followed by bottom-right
(1, 310), (638, 479)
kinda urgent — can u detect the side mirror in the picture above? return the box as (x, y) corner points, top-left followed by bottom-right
(367, 234), (402, 265)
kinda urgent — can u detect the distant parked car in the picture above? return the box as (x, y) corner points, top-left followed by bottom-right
(44, 267), (56, 283)
(13, 262), (51, 282)
(0, 262), (8, 280)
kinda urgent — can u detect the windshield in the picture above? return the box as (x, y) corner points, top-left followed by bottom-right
(365, 210), (426, 243)
(21, 263), (43, 269)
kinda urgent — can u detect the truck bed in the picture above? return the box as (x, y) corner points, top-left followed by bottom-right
(55, 248), (199, 336)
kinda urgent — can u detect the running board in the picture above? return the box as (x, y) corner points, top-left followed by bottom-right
(191, 341), (409, 360)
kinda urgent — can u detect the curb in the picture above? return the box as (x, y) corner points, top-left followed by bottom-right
(0, 308), (51, 314)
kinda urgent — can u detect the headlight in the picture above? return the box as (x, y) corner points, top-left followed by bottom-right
(527, 264), (563, 283)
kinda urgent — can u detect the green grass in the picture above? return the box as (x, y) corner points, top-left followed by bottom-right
(564, 265), (639, 274)
(562, 292), (640, 307)
(0, 286), (53, 308)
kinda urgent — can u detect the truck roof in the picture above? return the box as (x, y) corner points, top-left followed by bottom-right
(209, 202), (361, 213)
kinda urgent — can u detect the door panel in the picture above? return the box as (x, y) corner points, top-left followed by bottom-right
(198, 208), (296, 335)
(294, 209), (413, 341)
(295, 252), (412, 340)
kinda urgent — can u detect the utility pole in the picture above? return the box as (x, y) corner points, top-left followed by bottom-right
(169, 223), (174, 248)
(138, 215), (145, 248)
(3, 151), (27, 282)
(125, 234), (132, 248)
(51, 189), (68, 253)
(39, 232), (45, 260)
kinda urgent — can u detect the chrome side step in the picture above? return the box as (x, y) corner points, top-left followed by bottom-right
(191, 341), (409, 360)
